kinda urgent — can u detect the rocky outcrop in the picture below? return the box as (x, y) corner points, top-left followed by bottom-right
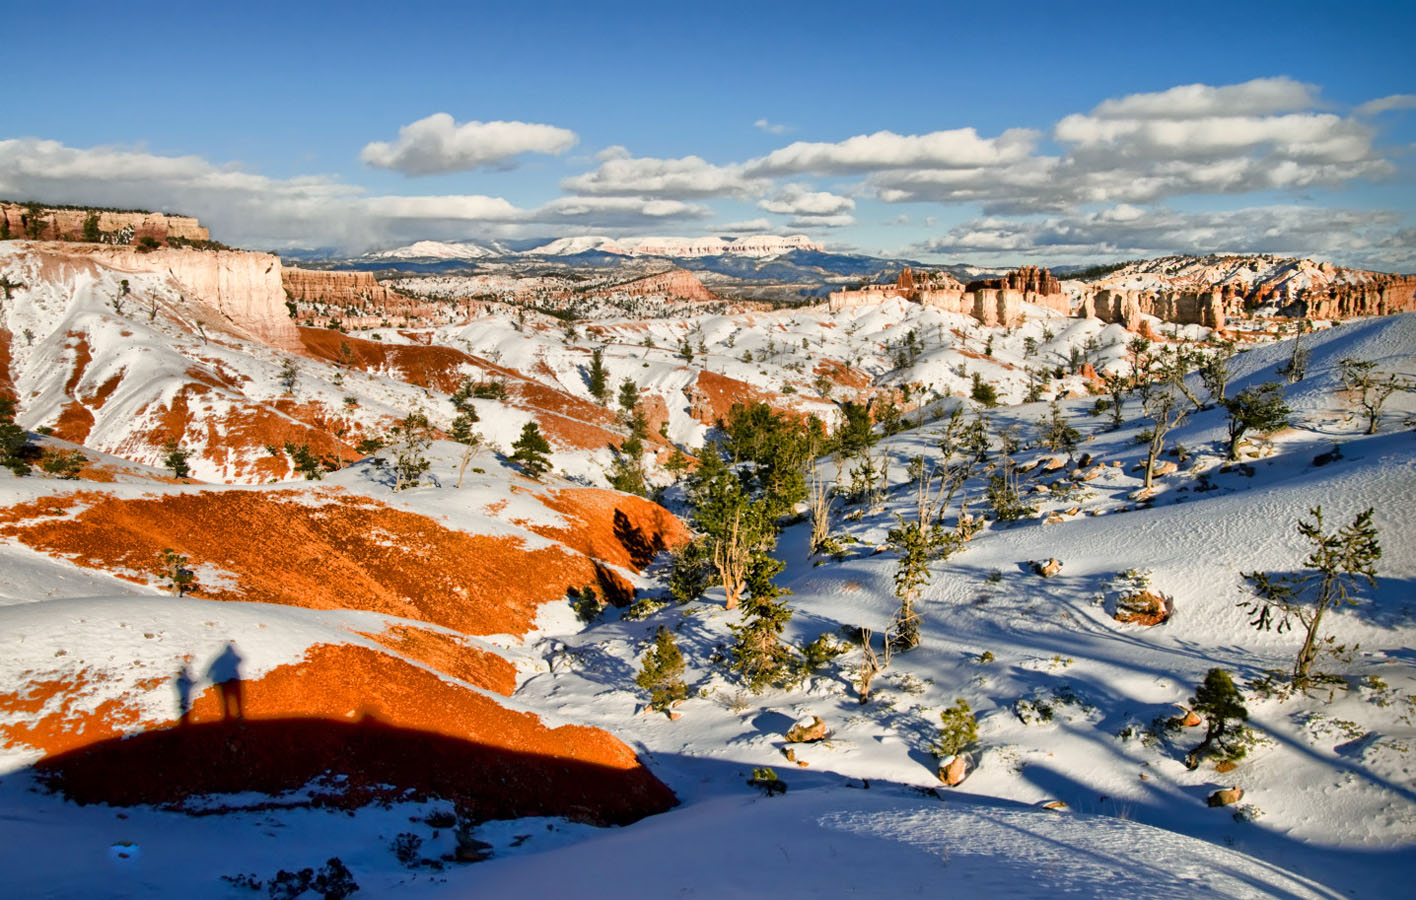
(1296, 276), (1416, 319)
(1082, 288), (1226, 332)
(594, 268), (718, 304)
(829, 266), (1069, 324)
(283, 266), (458, 329)
(88, 245), (299, 350)
(1, 203), (208, 243)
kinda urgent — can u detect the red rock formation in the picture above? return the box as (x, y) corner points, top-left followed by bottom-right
(594, 268), (718, 304)
(282, 267), (453, 328)
(0, 203), (208, 243)
(965, 265), (1061, 296)
(1300, 275), (1416, 319)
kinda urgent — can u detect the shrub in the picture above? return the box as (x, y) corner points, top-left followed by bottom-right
(1185, 668), (1251, 769)
(636, 626), (687, 713)
(932, 698), (978, 758)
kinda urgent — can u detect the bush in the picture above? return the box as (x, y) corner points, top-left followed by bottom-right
(932, 698), (978, 758)
(748, 766), (786, 796)
(636, 626), (687, 712)
(1185, 668), (1252, 769)
(970, 373), (998, 407)
(569, 585), (603, 623)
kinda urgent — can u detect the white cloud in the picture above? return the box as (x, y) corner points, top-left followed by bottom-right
(1089, 77), (1317, 119)
(713, 218), (774, 233)
(754, 118), (792, 135)
(758, 183), (855, 216)
(1354, 94), (1416, 117)
(360, 113), (577, 175)
(745, 127), (1039, 176)
(788, 213), (855, 228)
(561, 153), (765, 198)
(914, 204), (1410, 268)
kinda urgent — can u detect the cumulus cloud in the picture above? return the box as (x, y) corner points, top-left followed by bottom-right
(561, 153), (766, 198)
(754, 118), (792, 135)
(714, 218), (774, 233)
(1089, 77), (1318, 120)
(360, 113), (577, 175)
(914, 204), (1410, 268)
(746, 127), (1038, 176)
(758, 183), (855, 216)
(787, 213), (855, 228)
(1354, 94), (1416, 117)
(867, 79), (1393, 214)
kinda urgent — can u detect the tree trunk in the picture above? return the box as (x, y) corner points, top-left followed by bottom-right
(1294, 578), (1334, 687)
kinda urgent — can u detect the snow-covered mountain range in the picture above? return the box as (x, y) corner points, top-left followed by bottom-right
(364, 233), (825, 262)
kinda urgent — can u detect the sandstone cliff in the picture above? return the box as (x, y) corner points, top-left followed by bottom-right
(594, 268), (718, 304)
(1, 203), (208, 243)
(87, 244), (300, 350)
(282, 266), (455, 329)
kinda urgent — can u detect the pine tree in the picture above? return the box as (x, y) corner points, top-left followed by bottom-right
(1185, 668), (1250, 769)
(162, 438), (192, 478)
(387, 411), (432, 490)
(511, 421), (552, 479)
(932, 698), (979, 759)
(687, 452), (762, 609)
(0, 398), (32, 476)
(160, 548), (196, 597)
(1222, 382), (1289, 460)
(607, 408), (649, 496)
(886, 519), (931, 651)
(1241, 506), (1380, 688)
(729, 548), (797, 693)
(1339, 358), (1411, 434)
(617, 379), (639, 416)
(636, 626), (687, 713)
(448, 382), (482, 488)
(587, 346), (609, 404)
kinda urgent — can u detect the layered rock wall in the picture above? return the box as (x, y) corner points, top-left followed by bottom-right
(595, 268), (717, 303)
(1298, 276), (1416, 319)
(829, 266), (1069, 325)
(1082, 288), (1225, 331)
(87, 245), (300, 350)
(283, 266), (452, 329)
(1, 203), (208, 243)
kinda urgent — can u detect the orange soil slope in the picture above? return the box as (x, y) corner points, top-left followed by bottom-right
(27, 644), (677, 825)
(298, 327), (624, 450)
(0, 487), (686, 634)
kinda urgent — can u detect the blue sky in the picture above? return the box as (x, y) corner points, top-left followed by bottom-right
(3, 0), (1414, 267)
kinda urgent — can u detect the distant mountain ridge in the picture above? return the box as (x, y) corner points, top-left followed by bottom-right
(362, 233), (825, 262)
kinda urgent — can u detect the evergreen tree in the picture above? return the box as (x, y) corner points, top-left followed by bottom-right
(886, 519), (931, 651)
(448, 381), (482, 489)
(511, 421), (552, 479)
(387, 411), (433, 490)
(729, 546), (797, 692)
(1339, 358), (1411, 435)
(160, 548), (196, 597)
(1241, 506), (1380, 688)
(162, 438), (192, 478)
(607, 407), (649, 496)
(1037, 401), (1081, 458)
(668, 537), (712, 603)
(687, 450), (764, 609)
(636, 626), (687, 713)
(932, 698), (979, 759)
(1198, 340), (1237, 404)
(1222, 382), (1289, 460)
(617, 379), (639, 416)
(587, 346), (610, 404)
(82, 212), (101, 242)
(0, 398), (32, 475)
(1185, 668), (1250, 769)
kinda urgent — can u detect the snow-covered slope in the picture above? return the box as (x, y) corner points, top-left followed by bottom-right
(2, 230), (1414, 897)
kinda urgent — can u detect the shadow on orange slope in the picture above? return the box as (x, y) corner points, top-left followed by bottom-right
(33, 714), (677, 826)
